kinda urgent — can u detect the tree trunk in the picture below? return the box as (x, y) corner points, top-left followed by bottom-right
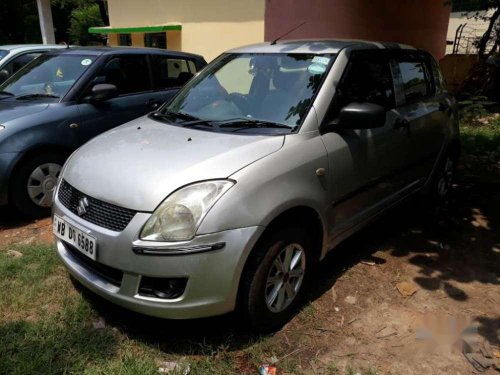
(478, 7), (500, 57)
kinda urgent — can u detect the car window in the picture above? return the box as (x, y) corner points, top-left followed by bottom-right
(0, 50), (8, 59)
(165, 53), (334, 128)
(151, 56), (197, 89)
(430, 58), (446, 92)
(0, 54), (95, 99)
(2, 52), (42, 75)
(95, 55), (151, 96)
(336, 53), (395, 112)
(398, 61), (429, 102)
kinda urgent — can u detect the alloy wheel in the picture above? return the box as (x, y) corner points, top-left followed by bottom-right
(437, 157), (454, 197)
(265, 243), (306, 313)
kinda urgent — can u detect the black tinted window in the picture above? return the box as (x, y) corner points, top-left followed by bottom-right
(399, 61), (429, 102)
(3, 53), (41, 75)
(152, 56), (196, 89)
(338, 55), (395, 110)
(97, 55), (151, 95)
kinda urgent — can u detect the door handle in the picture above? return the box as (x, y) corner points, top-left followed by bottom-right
(393, 118), (410, 130)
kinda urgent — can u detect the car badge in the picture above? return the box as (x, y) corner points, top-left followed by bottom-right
(77, 197), (89, 216)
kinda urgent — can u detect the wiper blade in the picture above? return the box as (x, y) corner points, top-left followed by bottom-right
(0, 91), (14, 97)
(16, 93), (59, 100)
(152, 110), (199, 122)
(219, 118), (292, 130)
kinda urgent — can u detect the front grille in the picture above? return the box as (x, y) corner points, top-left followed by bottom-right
(58, 179), (136, 232)
(64, 241), (123, 287)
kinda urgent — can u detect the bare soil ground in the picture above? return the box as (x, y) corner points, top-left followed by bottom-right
(0, 164), (498, 374)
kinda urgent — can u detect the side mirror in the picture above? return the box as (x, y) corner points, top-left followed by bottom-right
(89, 83), (118, 101)
(0, 70), (10, 84)
(326, 102), (386, 132)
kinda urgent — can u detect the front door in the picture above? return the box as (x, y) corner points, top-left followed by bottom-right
(75, 54), (158, 145)
(320, 50), (414, 246)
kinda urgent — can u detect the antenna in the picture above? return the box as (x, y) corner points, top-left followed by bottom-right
(270, 21), (306, 45)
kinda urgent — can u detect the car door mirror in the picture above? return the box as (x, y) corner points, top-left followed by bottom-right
(0, 69), (10, 84)
(90, 83), (118, 101)
(325, 102), (386, 132)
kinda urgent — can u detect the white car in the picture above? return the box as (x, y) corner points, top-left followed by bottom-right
(0, 44), (67, 83)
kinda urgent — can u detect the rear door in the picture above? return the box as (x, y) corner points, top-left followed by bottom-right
(147, 54), (199, 108)
(75, 54), (156, 144)
(391, 51), (447, 181)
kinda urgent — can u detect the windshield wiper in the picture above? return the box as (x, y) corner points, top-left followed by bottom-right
(151, 110), (199, 122)
(0, 91), (14, 98)
(16, 93), (59, 100)
(219, 118), (293, 131)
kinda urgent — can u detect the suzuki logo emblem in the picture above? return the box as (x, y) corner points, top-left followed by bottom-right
(77, 197), (89, 216)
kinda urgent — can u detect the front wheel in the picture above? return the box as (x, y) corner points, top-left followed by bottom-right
(10, 152), (65, 217)
(239, 225), (313, 332)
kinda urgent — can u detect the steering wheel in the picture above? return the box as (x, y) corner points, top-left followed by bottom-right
(227, 93), (250, 114)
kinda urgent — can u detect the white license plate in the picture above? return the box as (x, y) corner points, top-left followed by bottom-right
(53, 215), (97, 260)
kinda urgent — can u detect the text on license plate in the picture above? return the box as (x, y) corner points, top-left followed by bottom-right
(53, 215), (97, 261)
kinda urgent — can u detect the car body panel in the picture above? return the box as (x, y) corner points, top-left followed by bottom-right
(52, 40), (458, 319)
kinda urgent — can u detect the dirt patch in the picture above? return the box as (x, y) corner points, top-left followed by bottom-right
(0, 207), (53, 247)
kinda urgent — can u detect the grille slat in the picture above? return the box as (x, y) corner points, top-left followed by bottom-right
(58, 180), (136, 232)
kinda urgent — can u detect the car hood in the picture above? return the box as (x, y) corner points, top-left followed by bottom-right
(0, 100), (50, 123)
(63, 116), (285, 211)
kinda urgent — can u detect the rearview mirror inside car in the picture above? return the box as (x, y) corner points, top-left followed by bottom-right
(325, 102), (386, 132)
(90, 83), (118, 102)
(0, 69), (10, 84)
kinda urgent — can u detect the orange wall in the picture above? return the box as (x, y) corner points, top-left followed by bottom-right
(265, 0), (451, 59)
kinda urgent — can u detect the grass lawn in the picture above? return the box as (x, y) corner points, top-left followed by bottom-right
(0, 117), (499, 375)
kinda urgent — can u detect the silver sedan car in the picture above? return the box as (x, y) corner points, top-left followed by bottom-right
(52, 40), (459, 332)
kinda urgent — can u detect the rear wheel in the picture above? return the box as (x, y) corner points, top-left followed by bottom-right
(239, 225), (313, 332)
(11, 152), (65, 217)
(429, 147), (459, 204)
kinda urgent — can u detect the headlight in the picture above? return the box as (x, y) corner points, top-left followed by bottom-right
(0, 125), (5, 130)
(140, 180), (234, 242)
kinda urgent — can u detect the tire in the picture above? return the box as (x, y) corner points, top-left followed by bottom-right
(239, 225), (313, 333)
(10, 152), (65, 218)
(428, 147), (459, 205)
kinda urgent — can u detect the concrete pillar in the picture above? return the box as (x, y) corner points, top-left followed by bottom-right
(36, 0), (56, 44)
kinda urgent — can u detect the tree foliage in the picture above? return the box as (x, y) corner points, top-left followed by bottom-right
(68, 3), (104, 45)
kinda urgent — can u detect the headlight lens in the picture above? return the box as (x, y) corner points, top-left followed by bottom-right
(140, 180), (234, 242)
(0, 125), (5, 130)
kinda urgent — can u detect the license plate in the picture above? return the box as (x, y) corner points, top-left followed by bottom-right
(53, 215), (97, 260)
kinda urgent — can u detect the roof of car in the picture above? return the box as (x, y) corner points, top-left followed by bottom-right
(0, 44), (66, 52)
(45, 46), (204, 59)
(227, 39), (417, 54)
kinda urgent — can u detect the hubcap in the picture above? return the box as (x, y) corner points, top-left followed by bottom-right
(265, 243), (306, 313)
(437, 157), (454, 197)
(27, 163), (61, 207)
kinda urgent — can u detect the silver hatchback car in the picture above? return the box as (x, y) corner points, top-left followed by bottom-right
(52, 40), (459, 331)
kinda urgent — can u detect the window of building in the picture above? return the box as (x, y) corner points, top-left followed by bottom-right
(336, 54), (395, 111)
(144, 32), (167, 49)
(398, 61), (429, 102)
(151, 56), (197, 89)
(118, 34), (131, 46)
(95, 55), (151, 95)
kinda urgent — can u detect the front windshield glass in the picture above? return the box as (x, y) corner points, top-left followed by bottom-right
(0, 50), (8, 59)
(163, 53), (335, 130)
(0, 54), (95, 99)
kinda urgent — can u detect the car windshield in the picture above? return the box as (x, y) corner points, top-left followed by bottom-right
(0, 50), (8, 59)
(0, 54), (95, 99)
(161, 53), (335, 131)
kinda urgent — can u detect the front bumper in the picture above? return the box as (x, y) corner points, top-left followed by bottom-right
(53, 195), (264, 319)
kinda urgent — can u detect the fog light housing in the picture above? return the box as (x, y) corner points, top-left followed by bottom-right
(138, 277), (187, 299)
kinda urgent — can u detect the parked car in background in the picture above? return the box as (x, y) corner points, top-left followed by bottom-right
(52, 40), (459, 332)
(0, 44), (68, 84)
(0, 47), (206, 216)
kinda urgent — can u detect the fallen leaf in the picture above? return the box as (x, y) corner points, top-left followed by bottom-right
(7, 250), (23, 258)
(396, 281), (418, 297)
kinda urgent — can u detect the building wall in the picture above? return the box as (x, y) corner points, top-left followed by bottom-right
(106, 0), (265, 61)
(265, 0), (451, 59)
